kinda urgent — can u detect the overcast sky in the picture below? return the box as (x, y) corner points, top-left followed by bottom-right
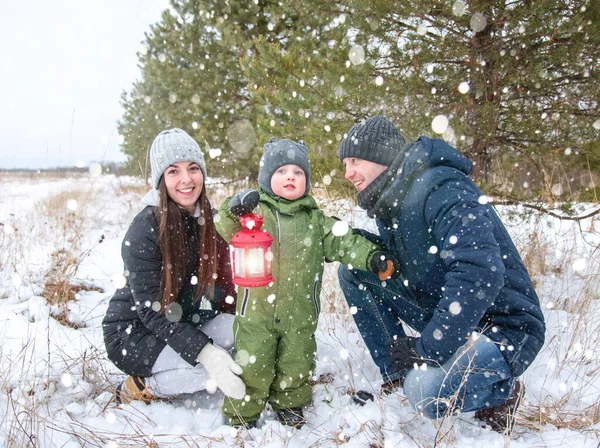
(1, 1), (170, 169)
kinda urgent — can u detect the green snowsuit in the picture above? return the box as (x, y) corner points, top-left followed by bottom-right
(216, 190), (380, 424)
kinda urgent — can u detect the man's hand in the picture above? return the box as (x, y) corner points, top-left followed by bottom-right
(229, 189), (260, 217)
(389, 336), (421, 372)
(370, 251), (400, 280)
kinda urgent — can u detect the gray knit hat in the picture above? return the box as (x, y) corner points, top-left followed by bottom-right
(149, 128), (207, 189)
(339, 116), (407, 167)
(258, 137), (311, 197)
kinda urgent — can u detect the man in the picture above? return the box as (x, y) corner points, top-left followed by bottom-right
(337, 115), (545, 433)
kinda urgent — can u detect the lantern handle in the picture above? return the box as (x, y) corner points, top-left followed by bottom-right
(256, 203), (266, 218)
(240, 211), (264, 230)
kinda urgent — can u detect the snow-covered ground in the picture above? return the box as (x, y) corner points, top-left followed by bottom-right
(1, 173), (599, 447)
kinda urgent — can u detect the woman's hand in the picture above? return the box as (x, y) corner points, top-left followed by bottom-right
(196, 343), (246, 399)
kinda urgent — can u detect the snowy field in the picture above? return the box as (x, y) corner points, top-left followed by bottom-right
(1, 172), (599, 447)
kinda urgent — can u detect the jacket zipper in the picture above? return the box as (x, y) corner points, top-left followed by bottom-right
(240, 288), (250, 317)
(275, 210), (282, 246)
(386, 161), (428, 270)
(312, 273), (320, 315)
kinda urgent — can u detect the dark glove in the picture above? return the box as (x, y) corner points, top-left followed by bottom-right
(229, 189), (259, 217)
(388, 336), (421, 373)
(370, 251), (400, 281)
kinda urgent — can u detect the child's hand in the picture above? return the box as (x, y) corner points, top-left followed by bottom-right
(230, 189), (260, 217)
(370, 251), (400, 280)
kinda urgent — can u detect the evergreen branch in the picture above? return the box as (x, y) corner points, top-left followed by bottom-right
(492, 199), (600, 221)
(278, 62), (362, 121)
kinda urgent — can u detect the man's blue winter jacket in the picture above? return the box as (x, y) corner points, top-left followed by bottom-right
(368, 136), (545, 376)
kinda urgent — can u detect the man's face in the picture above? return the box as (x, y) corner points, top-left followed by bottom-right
(342, 157), (388, 192)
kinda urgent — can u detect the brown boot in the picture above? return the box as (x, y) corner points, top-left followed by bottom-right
(381, 377), (404, 395)
(475, 379), (524, 434)
(115, 376), (154, 405)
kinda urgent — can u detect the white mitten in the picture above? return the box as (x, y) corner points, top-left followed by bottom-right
(196, 343), (246, 399)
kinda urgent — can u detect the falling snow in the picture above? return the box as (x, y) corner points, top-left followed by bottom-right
(0, 170), (599, 447)
(470, 13), (487, 32)
(431, 115), (449, 134)
(331, 220), (350, 237)
(348, 45), (365, 65)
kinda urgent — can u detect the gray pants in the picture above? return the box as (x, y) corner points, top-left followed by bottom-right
(145, 314), (234, 398)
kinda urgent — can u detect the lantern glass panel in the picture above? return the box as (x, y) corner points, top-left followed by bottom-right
(266, 247), (272, 274)
(247, 247), (265, 277)
(234, 247), (245, 277)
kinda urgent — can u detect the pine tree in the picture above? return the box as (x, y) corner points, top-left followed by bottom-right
(241, 0), (600, 195)
(118, 0), (273, 182)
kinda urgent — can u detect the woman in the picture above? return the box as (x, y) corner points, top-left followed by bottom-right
(102, 128), (245, 403)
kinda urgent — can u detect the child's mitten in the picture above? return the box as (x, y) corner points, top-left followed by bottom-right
(229, 189), (260, 217)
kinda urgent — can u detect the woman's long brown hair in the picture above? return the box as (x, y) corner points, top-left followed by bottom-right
(155, 179), (217, 309)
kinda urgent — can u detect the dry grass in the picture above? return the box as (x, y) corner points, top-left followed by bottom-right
(113, 180), (150, 198)
(0, 171), (90, 182)
(0, 214), (28, 279)
(520, 231), (554, 281)
(37, 190), (91, 325)
(520, 400), (600, 432)
(510, 216), (600, 435)
(2, 175), (600, 446)
(1, 183), (113, 327)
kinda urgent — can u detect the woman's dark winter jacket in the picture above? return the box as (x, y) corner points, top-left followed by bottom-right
(365, 136), (545, 376)
(102, 205), (236, 377)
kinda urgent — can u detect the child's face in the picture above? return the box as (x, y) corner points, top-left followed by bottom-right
(270, 164), (306, 200)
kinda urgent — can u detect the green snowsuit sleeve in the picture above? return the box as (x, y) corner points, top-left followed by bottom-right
(318, 212), (379, 272)
(215, 196), (243, 243)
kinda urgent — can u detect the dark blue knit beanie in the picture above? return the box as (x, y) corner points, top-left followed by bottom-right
(339, 116), (407, 166)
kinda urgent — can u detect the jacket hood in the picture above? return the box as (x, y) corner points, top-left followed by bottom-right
(402, 136), (472, 180)
(367, 136), (473, 219)
(141, 188), (160, 207)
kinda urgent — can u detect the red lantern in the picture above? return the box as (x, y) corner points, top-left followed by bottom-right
(231, 212), (274, 287)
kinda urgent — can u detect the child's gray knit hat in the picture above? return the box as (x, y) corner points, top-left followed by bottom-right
(149, 128), (207, 189)
(258, 137), (311, 197)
